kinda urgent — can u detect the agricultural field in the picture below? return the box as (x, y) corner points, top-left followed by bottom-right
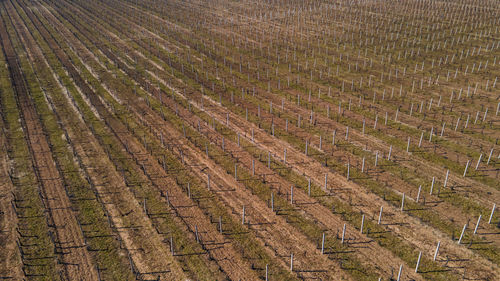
(0, 0), (499, 280)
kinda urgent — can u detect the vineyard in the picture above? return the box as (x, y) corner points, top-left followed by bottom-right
(0, 0), (499, 280)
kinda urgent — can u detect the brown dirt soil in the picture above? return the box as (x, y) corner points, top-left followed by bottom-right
(192, 91), (499, 280)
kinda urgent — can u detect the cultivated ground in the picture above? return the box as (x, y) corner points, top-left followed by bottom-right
(0, 0), (499, 280)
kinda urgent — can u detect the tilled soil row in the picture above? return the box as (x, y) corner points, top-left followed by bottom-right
(145, 83), (427, 280)
(0, 7), (98, 280)
(28, 1), (286, 279)
(46, 0), (496, 276)
(12, 1), (190, 278)
(183, 90), (499, 279)
(0, 101), (24, 279)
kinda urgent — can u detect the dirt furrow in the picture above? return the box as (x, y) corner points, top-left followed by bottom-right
(0, 8), (98, 279)
(189, 90), (499, 279)
(0, 108), (24, 280)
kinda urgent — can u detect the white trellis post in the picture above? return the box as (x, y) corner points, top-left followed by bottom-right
(360, 214), (365, 234)
(463, 160), (470, 177)
(474, 215), (482, 234)
(475, 154), (483, 170)
(308, 178), (311, 196)
(219, 216), (222, 233)
(444, 169), (450, 188)
(265, 264), (269, 281)
(401, 193), (405, 211)
(321, 232), (325, 254)
(378, 206), (383, 224)
(458, 224), (467, 244)
(489, 204), (496, 224)
(347, 162), (350, 181)
(415, 251), (422, 273)
(434, 241), (441, 261)
(430, 177), (435, 195)
(487, 148), (494, 165)
(341, 223), (346, 244)
(397, 264), (403, 281)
